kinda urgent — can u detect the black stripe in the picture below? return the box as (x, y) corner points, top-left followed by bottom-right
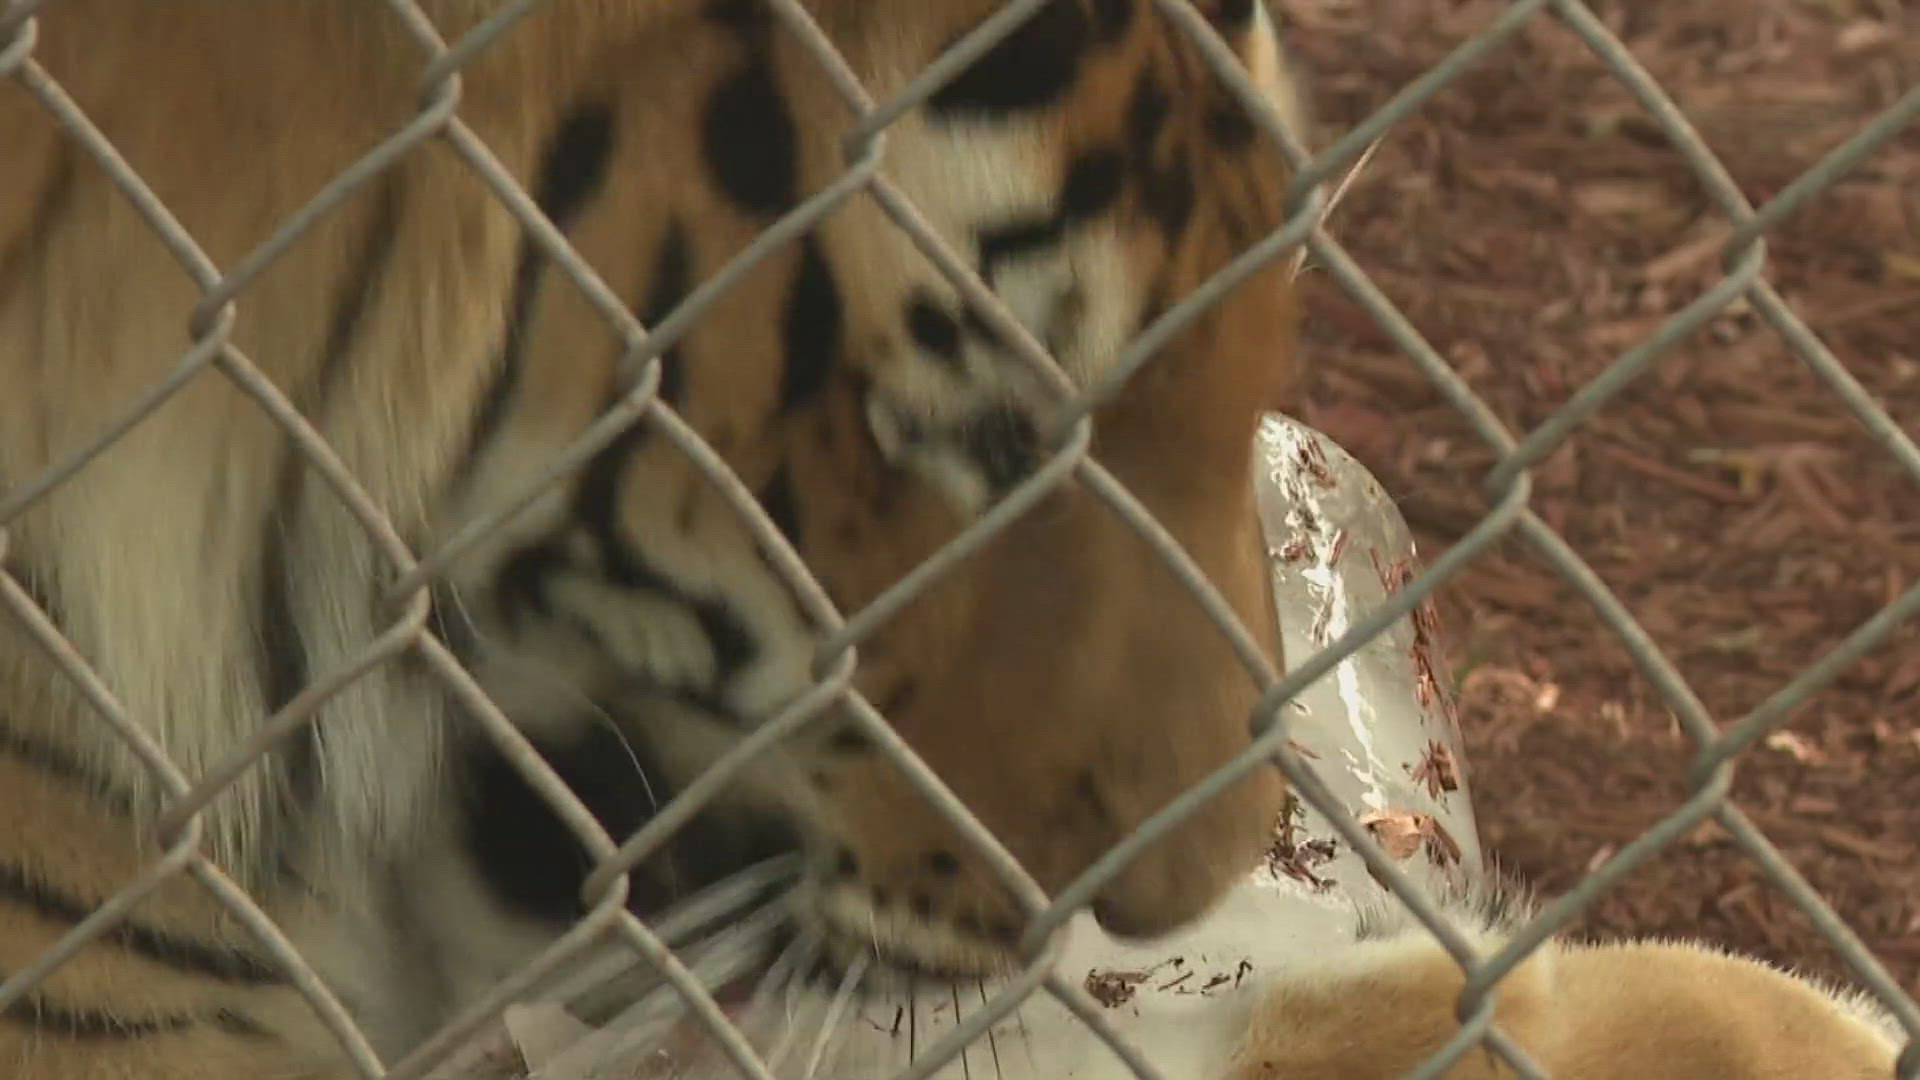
(693, 597), (757, 683)
(0, 142), (77, 301)
(639, 221), (692, 407)
(0, 559), (136, 807)
(777, 236), (842, 411)
(212, 1008), (278, 1040)
(1139, 158), (1195, 239)
(702, 58), (799, 216)
(317, 179), (405, 404)
(905, 289), (965, 373)
(494, 540), (571, 631)
(1136, 278), (1170, 334)
(1206, 100), (1258, 151)
(0, 724), (131, 807)
(1059, 147), (1127, 225)
(459, 101), (619, 482)
(970, 144), (1134, 282)
(1090, 0), (1135, 42)
(0, 560), (113, 767)
(564, 426), (646, 575)
(254, 473), (315, 815)
(0, 986), (198, 1041)
(977, 216), (1063, 283)
(926, 0), (1091, 118)
(0, 862), (284, 985)
(755, 464), (802, 547)
(826, 726), (872, 754)
(702, 0), (768, 31)
(1126, 71), (1171, 162)
(0, 578), (150, 818)
(257, 176), (406, 816)
(1211, 0), (1256, 27)
(1124, 71), (1195, 238)
(255, 492), (306, 719)
(572, 431), (762, 697)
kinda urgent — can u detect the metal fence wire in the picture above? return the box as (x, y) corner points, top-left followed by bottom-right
(2, 0), (1919, 1078)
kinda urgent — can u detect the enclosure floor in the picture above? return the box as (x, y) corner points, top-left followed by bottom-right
(1280, 0), (1920, 996)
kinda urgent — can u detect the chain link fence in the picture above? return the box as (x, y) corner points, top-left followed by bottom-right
(1, 0), (1917, 1077)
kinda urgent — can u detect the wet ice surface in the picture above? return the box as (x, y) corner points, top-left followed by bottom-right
(440, 414), (1485, 1080)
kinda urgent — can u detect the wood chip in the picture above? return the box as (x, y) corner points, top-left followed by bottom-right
(1281, 0), (1920, 998)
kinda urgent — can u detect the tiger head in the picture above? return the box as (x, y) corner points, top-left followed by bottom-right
(437, 0), (1307, 982)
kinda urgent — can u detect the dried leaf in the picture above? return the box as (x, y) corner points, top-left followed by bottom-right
(1884, 251), (1920, 283)
(1086, 968), (1151, 1009)
(1570, 178), (1670, 217)
(1686, 818), (1732, 848)
(1764, 730), (1827, 765)
(1818, 827), (1908, 863)
(1408, 739), (1461, 799)
(1358, 807), (1459, 863)
(1358, 809), (1424, 861)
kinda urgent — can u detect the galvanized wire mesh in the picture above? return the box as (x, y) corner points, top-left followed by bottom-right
(1, 1), (1917, 1078)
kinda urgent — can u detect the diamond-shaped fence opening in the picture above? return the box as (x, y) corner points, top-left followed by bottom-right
(1, 1), (1916, 1078)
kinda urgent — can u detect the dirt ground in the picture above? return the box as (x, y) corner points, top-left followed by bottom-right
(1270, 0), (1920, 996)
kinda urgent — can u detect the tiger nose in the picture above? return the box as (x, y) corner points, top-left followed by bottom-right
(1088, 881), (1217, 941)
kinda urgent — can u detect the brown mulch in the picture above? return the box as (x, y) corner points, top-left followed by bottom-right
(1272, 0), (1920, 997)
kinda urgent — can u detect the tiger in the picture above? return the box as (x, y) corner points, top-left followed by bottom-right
(1226, 874), (1907, 1079)
(0, 0), (1313, 1075)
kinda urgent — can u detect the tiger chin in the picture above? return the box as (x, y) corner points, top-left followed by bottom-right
(1228, 874), (1905, 1079)
(0, 0), (1313, 1076)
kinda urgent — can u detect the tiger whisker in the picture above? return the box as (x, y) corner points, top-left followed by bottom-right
(438, 581), (663, 814)
(1286, 134), (1382, 282)
(799, 951), (871, 1080)
(553, 856), (802, 1023)
(756, 928), (829, 1075)
(545, 889), (796, 1077)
